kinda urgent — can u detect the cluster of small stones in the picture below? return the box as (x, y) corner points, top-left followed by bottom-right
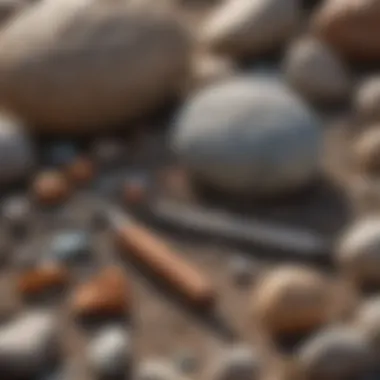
(0, 0), (380, 379)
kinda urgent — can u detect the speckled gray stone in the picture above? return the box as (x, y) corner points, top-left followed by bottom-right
(171, 74), (321, 197)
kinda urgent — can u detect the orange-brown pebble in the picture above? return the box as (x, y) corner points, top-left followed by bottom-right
(251, 265), (335, 337)
(32, 170), (71, 205)
(65, 156), (95, 185)
(17, 263), (69, 296)
(70, 266), (130, 318)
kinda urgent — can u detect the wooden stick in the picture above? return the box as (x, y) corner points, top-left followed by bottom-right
(109, 210), (215, 308)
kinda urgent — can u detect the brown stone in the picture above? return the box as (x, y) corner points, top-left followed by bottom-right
(251, 266), (335, 336)
(123, 178), (148, 206)
(70, 266), (130, 318)
(313, 0), (380, 62)
(17, 263), (69, 296)
(65, 156), (96, 185)
(32, 170), (71, 205)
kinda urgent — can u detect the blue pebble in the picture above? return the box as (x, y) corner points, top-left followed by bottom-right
(50, 230), (91, 262)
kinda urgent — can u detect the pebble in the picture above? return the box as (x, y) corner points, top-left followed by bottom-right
(0, 113), (35, 186)
(201, 0), (301, 59)
(17, 262), (69, 297)
(171, 74), (321, 197)
(173, 348), (198, 374)
(312, 0), (380, 62)
(0, 0), (191, 133)
(137, 359), (180, 380)
(65, 156), (96, 186)
(49, 230), (91, 263)
(1, 194), (31, 237)
(88, 326), (131, 378)
(251, 265), (334, 336)
(355, 77), (380, 121)
(228, 255), (256, 286)
(32, 170), (72, 206)
(336, 217), (380, 288)
(209, 345), (260, 380)
(297, 326), (372, 380)
(0, 311), (59, 378)
(70, 266), (130, 318)
(284, 37), (351, 104)
(123, 175), (150, 206)
(44, 142), (77, 167)
(352, 127), (380, 174)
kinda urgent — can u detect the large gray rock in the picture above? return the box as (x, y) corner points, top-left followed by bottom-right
(0, 114), (34, 185)
(0, 0), (191, 134)
(200, 0), (301, 59)
(171, 75), (321, 197)
(284, 37), (351, 104)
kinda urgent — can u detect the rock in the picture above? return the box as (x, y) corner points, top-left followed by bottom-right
(0, 0), (25, 26)
(49, 230), (91, 263)
(123, 174), (150, 206)
(336, 217), (380, 287)
(0, 311), (59, 377)
(32, 170), (72, 205)
(352, 127), (380, 174)
(228, 255), (256, 287)
(44, 142), (77, 167)
(297, 326), (372, 380)
(65, 156), (96, 186)
(173, 348), (198, 374)
(0, 114), (35, 186)
(209, 345), (260, 380)
(88, 326), (131, 378)
(0, 0), (191, 134)
(201, 0), (301, 59)
(355, 77), (380, 121)
(313, 0), (380, 62)
(1, 194), (31, 237)
(171, 75), (321, 197)
(17, 262), (69, 297)
(251, 265), (334, 336)
(91, 139), (127, 169)
(70, 266), (130, 318)
(284, 37), (351, 104)
(137, 360), (180, 380)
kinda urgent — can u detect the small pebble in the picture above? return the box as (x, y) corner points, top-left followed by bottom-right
(70, 266), (130, 318)
(228, 255), (255, 286)
(49, 230), (91, 263)
(32, 170), (71, 206)
(88, 326), (131, 378)
(0, 311), (59, 378)
(209, 345), (260, 380)
(65, 156), (96, 185)
(2, 194), (31, 237)
(297, 326), (372, 380)
(44, 142), (77, 167)
(17, 262), (69, 297)
(137, 359), (179, 380)
(123, 174), (150, 206)
(173, 348), (198, 374)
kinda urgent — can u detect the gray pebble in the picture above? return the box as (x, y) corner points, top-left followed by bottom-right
(49, 230), (91, 263)
(88, 326), (131, 378)
(209, 345), (260, 380)
(0, 311), (59, 378)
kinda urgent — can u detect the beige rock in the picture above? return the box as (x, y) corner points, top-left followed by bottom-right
(313, 0), (380, 62)
(355, 77), (380, 121)
(284, 37), (351, 104)
(251, 265), (335, 336)
(201, 0), (301, 59)
(337, 217), (380, 287)
(0, 0), (191, 134)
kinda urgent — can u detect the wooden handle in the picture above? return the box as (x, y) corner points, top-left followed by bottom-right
(116, 222), (215, 308)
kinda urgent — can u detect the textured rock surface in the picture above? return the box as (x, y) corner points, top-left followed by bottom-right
(313, 0), (380, 62)
(337, 217), (380, 287)
(0, 0), (191, 133)
(355, 77), (380, 121)
(0, 114), (34, 186)
(171, 74), (321, 197)
(284, 37), (351, 103)
(298, 326), (372, 380)
(201, 0), (300, 59)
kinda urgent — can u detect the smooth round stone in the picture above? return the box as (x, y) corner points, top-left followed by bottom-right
(284, 37), (351, 104)
(336, 217), (380, 287)
(0, 113), (35, 186)
(209, 345), (260, 380)
(88, 326), (131, 378)
(44, 143), (77, 167)
(171, 75), (321, 197)
(297, 326), (372, 380)
(0, 311), (59, 377)
(137, 360), (179, 380)
(48, 230), (91, 263)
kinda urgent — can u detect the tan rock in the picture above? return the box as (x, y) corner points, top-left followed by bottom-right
(32, 170), (71, 205)
(65, 156), (96, 185)
(0, 0), (191, 133)
(251, 265), (335, 336)
(17, 263), (69, 296)
(70, 266), (130, 318)
(313, 0), (380, 62)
